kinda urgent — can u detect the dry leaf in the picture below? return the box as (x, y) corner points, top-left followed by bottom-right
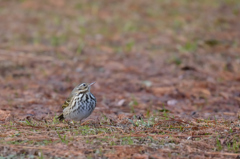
(105, 61), (126, 72)
(192, 88), (211, 97)
(152, 87), (175, 95)
(0, 109), (10, 121)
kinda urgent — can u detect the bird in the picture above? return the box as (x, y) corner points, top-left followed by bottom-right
(57, 82), (96, 123)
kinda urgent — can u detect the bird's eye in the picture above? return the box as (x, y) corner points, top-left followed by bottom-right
(82, 83), (86, 87)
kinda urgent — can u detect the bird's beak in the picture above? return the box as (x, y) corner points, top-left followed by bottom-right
(89, 82), (96, 87)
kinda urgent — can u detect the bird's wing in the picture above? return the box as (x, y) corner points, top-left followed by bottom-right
(57, 98), (71, 121)
(61, 86), (79, 109)
(58, 88), (76, 121)
(61, 97), (72, 110)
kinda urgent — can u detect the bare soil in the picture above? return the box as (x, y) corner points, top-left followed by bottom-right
(0, 0), (240, 158)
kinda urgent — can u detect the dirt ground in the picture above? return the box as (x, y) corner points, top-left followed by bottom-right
(0, 0), (240, 158)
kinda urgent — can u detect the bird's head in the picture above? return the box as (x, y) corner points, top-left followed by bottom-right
(73, 82), (95, 95)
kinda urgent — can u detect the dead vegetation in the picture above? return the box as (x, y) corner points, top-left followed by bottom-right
(0, 0), (240, 158)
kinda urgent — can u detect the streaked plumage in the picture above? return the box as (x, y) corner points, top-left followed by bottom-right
(57, 82), (96, 122)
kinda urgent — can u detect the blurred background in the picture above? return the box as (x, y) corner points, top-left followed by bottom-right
(0, 0), (240, 120)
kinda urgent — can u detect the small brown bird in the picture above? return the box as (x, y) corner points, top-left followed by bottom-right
(57, 82), (96, 122)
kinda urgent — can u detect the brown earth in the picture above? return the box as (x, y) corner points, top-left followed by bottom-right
(0, 0), (240, 158)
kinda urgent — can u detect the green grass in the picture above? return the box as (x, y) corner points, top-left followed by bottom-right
(1, 111), (240, 158)
(0, 0), (240, 158)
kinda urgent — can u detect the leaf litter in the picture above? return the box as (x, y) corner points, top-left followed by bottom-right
(0, 0), (240, 158)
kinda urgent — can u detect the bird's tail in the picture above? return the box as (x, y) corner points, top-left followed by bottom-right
(57, 114), (64, 121)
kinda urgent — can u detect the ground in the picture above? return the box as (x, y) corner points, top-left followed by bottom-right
(0, 0), (240, 158)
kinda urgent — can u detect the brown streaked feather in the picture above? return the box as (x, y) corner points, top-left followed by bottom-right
(57, 97), (73, 121)
(61, 97), (72, 109)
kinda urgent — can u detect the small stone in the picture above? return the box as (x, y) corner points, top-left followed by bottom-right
(187, 136), (192, 140)
(167, 99), (178, 106)
(142, 80), (152, 87)
(117, 99), (125, 106)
